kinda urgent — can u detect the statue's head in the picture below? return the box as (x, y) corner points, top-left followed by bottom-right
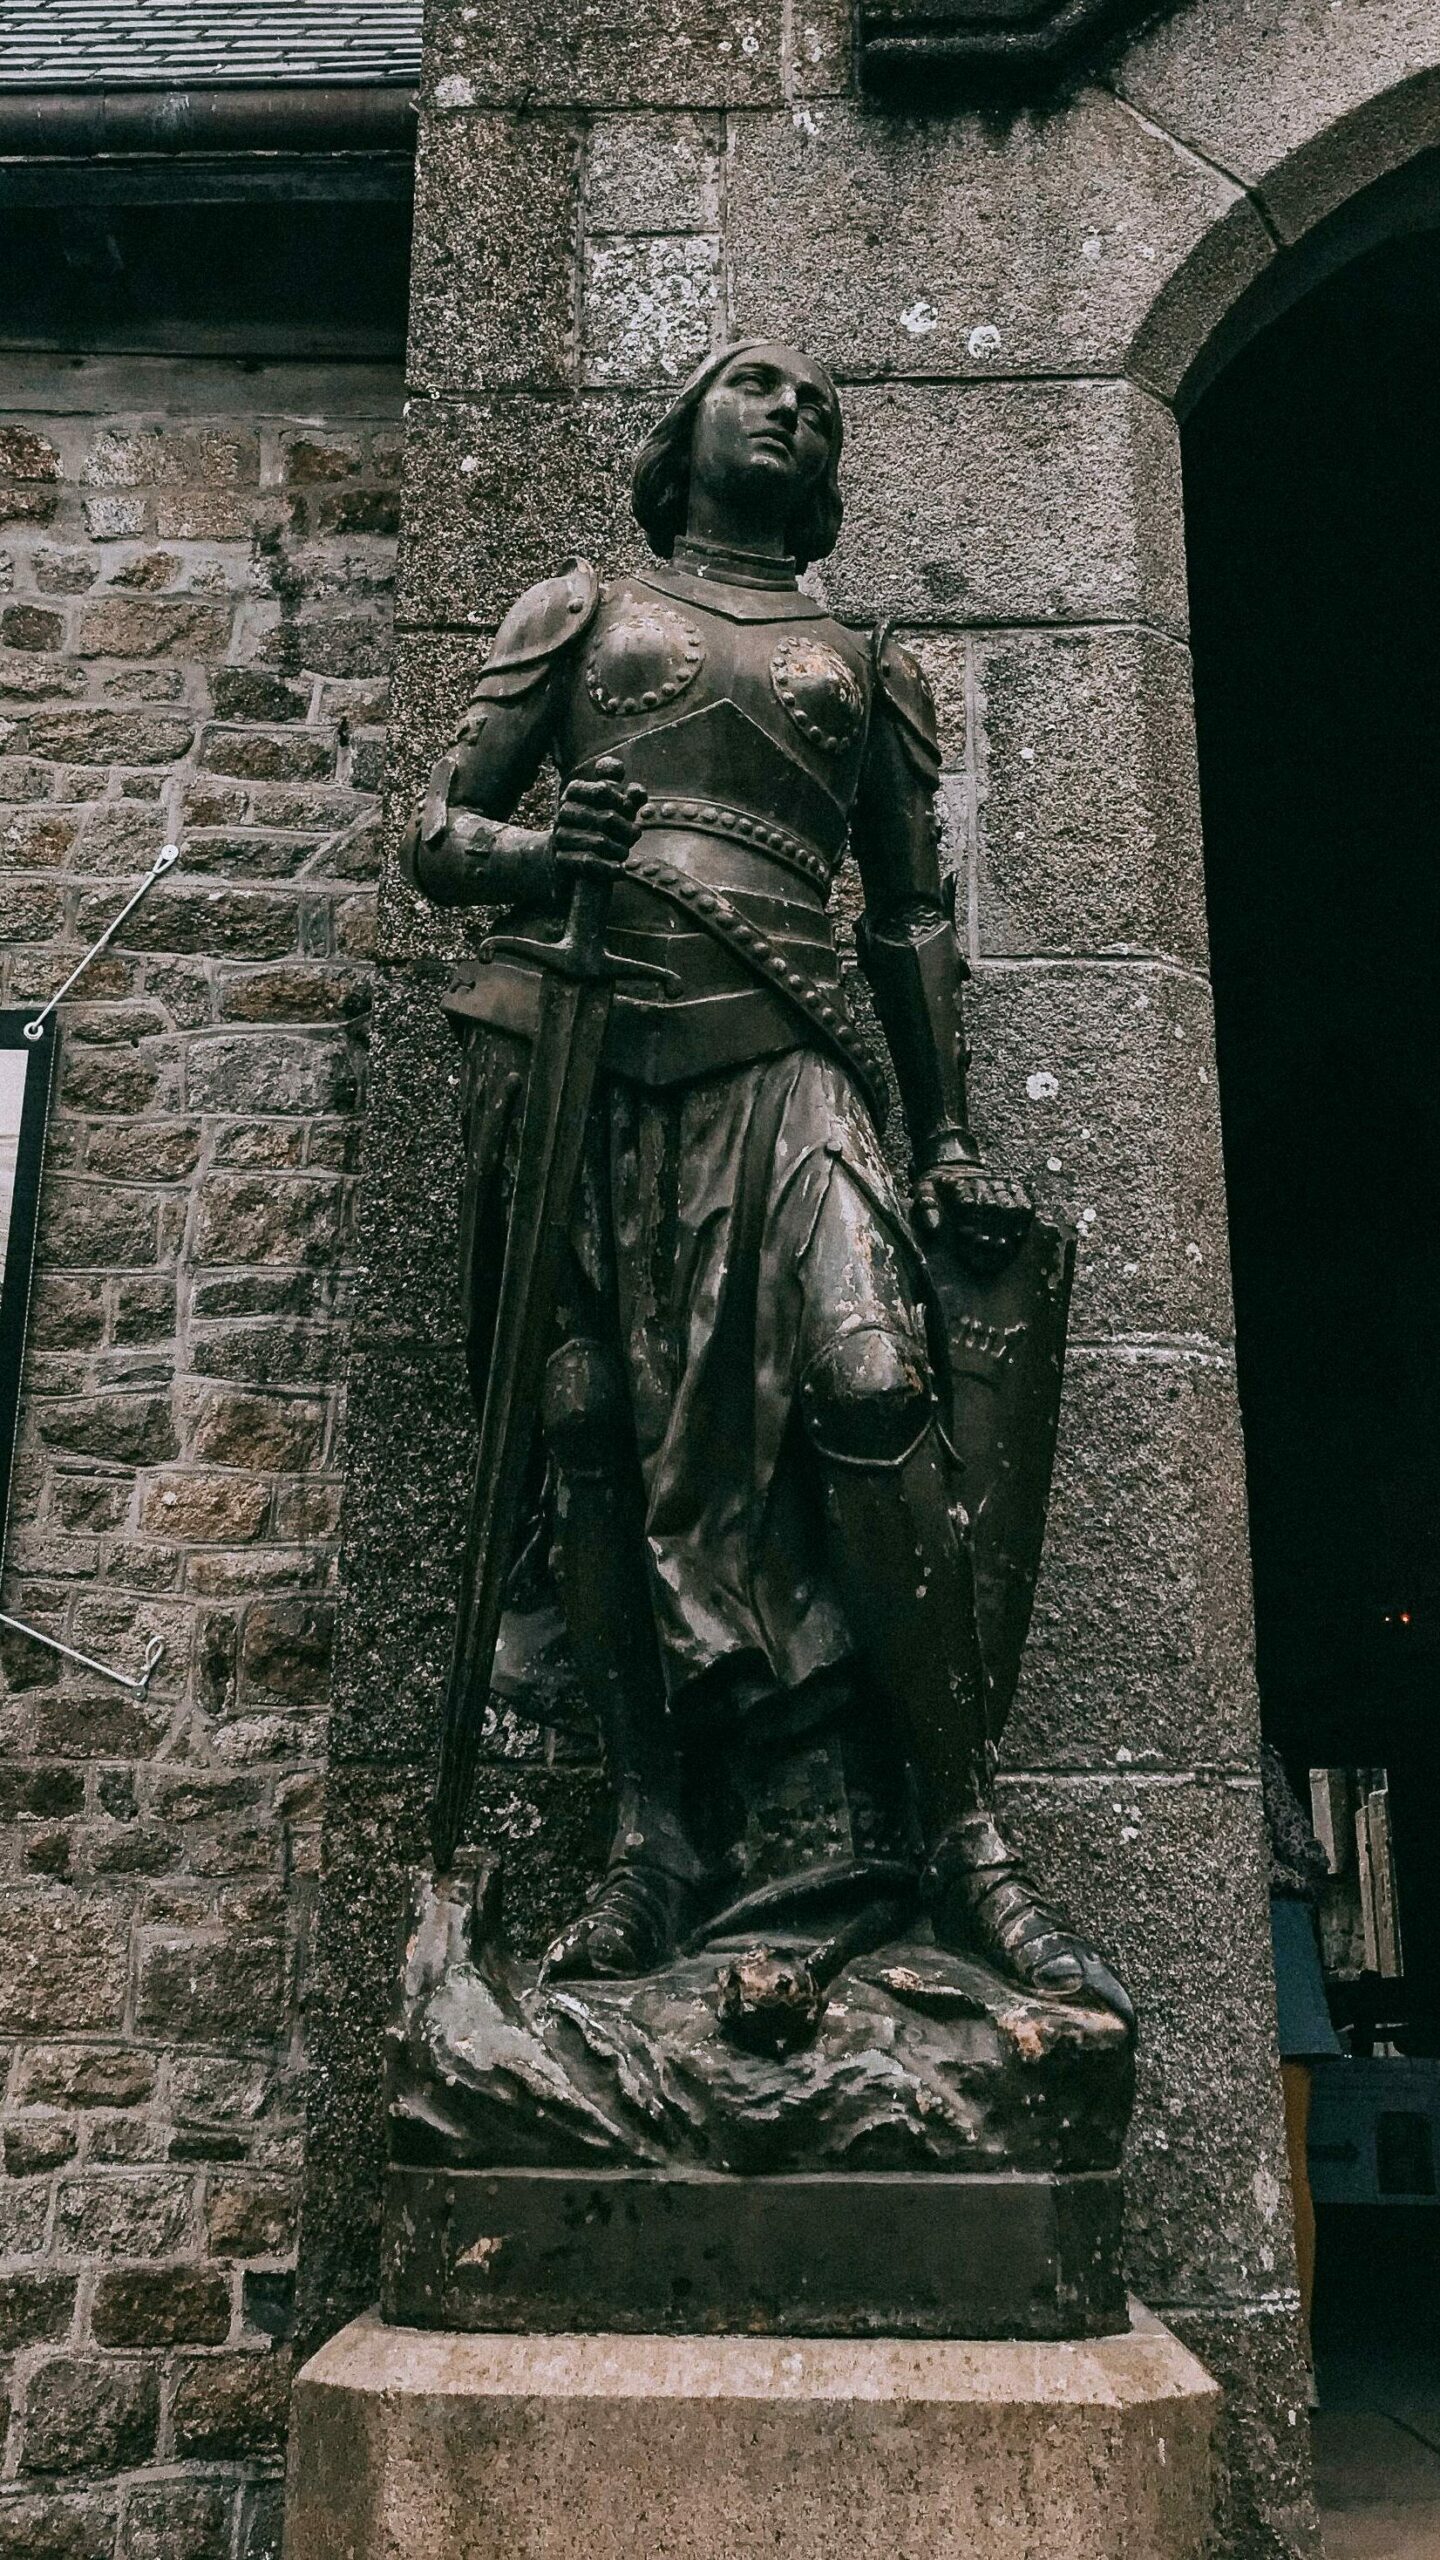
(632, 339), (843, 571)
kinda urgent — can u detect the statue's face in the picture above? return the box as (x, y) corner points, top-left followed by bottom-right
(688, 343), (835, 526)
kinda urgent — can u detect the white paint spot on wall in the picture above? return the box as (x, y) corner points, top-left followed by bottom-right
(1253, 2163), (1282, 2220)
(792, 107), (822, 136)
(435, 73), (475, 106)
(967, 323), (1002, 359)
(900, 300), (939, 337)
(1026, 1070), (1059, 1101)
(1082, 234), (1104, 263)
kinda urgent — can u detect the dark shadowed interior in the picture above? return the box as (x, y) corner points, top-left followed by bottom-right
(0, 190), (413, 358)
(1184, 213), (1440, 2362)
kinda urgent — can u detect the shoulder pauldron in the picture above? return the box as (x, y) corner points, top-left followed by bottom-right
(473, 555), (601, 703)
(874, 629), (942, 787)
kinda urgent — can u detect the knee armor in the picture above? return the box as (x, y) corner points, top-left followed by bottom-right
(800, 1323), (934, 1465)
(542, 1337), (627, 1474)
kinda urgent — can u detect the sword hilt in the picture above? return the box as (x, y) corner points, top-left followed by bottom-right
(481, 755), (680, 996)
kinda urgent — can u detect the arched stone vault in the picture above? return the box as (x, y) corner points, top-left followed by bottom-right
(1121, 9), (1440, 395)
(303, 10), (1440, 2555)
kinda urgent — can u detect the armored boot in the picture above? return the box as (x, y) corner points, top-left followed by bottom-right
(802, 1325), (1130, 2020)
(539, 1339), (702, 1982)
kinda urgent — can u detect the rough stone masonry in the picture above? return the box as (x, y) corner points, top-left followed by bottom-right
(0, 352), (400, 2560)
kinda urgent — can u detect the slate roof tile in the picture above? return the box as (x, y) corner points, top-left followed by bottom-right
(0, 1), (422, 87)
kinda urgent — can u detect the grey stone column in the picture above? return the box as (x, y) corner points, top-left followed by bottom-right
(298, 11), (1323, 2554)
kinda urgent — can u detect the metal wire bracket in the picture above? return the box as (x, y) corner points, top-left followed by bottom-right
(0, 1613), (165, 1698)
(24, 842), (180, 1042)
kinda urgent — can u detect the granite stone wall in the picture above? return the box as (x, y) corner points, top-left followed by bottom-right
(300, 5), (1440, 2555)
(0, 354), (400, 2560)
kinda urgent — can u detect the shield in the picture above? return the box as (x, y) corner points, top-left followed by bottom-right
(928, 1212), (1076, 1738)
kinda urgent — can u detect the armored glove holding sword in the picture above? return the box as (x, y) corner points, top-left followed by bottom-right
(402, 338), (1130, 2030)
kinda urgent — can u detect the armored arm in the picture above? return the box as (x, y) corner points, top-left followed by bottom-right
(853, 634), (1030, 1266)
(401, 557), (600, 909)
(851, 633), (980, 1175)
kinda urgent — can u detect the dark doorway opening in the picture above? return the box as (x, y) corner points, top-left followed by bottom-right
(1183, 216), (1440, 2423)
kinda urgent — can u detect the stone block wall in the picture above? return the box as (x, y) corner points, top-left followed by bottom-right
(0, 355), (400, 2560)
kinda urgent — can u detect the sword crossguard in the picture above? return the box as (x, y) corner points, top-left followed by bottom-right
(480, 929), (681, 999)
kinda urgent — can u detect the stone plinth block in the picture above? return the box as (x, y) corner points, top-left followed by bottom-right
(285, 2308), (1219, 2560)
(384, 2167), (1127, 2341)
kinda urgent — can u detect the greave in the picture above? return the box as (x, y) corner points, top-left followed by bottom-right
(810, 1419), (1132, 2021)
(810, 1417), (993, 1835)
(548, 1461), (702, 1895)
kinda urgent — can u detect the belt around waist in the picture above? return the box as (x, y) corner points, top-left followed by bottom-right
(635, 798), (839, 896)
(440, 958), (810, 1086)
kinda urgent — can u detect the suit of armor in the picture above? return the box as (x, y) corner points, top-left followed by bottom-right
(404, 534), (1094, 2003)
(415, 542), (970, 1143)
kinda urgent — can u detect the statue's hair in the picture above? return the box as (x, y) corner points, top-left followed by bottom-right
(632, 340), (844, 572)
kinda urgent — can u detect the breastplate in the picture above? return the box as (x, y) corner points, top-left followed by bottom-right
(556, 568), (873, 890)
(445, 568), (877, 1092)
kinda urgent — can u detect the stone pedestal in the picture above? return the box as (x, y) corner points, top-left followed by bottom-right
(383, 2166), (1126, 2339)
(284, 2306), (1219, 2560)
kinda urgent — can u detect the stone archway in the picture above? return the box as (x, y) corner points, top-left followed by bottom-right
(1121, 8), (1440, 402)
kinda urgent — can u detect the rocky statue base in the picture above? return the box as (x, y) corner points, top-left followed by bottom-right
(381, 1861), (1134, 2338)
(285, 2310), (1219, 2560)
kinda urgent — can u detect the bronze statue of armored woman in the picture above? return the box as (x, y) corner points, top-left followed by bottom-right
(385, 343), (1135, 2341)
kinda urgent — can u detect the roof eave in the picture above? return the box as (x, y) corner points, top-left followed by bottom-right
(0, 81), (417, 158)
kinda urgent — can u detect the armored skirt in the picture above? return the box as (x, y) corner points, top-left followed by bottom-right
(458, 1021), (937, 1733)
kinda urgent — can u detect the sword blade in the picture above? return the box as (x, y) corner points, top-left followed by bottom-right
(428, 965), (613, 1869)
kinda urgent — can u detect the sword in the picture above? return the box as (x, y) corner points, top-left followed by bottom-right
(428, 759), (673, 1871)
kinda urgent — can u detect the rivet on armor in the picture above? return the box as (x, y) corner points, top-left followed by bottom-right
(770, 634), (865, 755)
(586, 599), (707, 718)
